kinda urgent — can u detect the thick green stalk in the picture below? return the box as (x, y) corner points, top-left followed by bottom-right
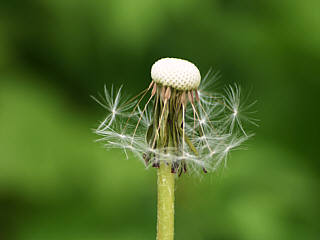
(157, 162), (175, 240)
(155, 87), (177, 240)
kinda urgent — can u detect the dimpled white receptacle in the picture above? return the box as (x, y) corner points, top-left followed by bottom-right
(151, 58), (201, 90)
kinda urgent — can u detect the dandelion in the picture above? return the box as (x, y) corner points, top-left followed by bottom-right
(94, 57), (256, 240)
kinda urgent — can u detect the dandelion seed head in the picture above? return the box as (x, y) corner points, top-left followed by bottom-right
(94, 59), (257, 175)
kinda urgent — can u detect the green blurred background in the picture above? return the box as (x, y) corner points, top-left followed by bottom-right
(0, 1), (319, 239)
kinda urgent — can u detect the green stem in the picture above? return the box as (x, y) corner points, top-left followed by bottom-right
(157, 162), (175, 240)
